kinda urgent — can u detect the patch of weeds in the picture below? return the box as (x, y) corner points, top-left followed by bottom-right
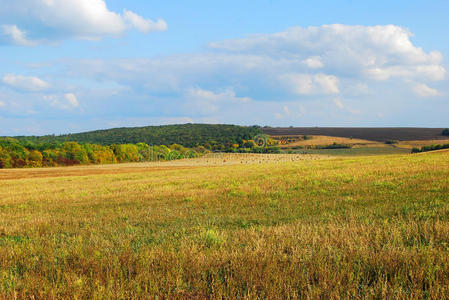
(228, 188), (245, 198)
(372, 181), (398, 189)
(344, 196), (354, 203)
(0, 204), (12, 210)
(202, 182), (218, 190)
(310, 189), (330, 196)
(203, 229), (224, 248)
(1, 271), (18, 292)
(131, 235), (155, 252)
(268, 197), (279, 208)
(237, 219), (261, 229)
(269, 190), (287, 199)
(0, 235), (30, 245)
(183, 197), (194, 203)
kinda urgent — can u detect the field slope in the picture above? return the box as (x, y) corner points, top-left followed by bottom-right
(263, 127), (446, 141)
(1, 152), (449, 298)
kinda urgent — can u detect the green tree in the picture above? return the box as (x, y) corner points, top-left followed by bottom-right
(0, 146), (12, 168)
(27, 150), (43, 167)
(443, 128), (449, 136)
(63, 142), (89, 164)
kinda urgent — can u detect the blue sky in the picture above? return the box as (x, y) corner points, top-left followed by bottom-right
(0, 0), (448, 135)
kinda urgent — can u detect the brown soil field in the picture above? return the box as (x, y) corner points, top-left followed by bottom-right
(263, 127), (446, 141)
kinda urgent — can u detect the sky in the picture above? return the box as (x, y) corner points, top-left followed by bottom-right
(0, 0), (448, 136)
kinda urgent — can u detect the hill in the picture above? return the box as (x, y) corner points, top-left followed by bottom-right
(262, 127), (446, 141)
(11, 124), (263, 148)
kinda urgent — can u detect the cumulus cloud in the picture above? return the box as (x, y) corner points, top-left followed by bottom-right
(413, 83), (439, 97)
(0, 0), (167, 45)
(210, 24), (446, 82)
(1, 25), (35, 46)
(280, 73), (339, 95)
(333, 98), (344, 109)
(58, 24), (445, 104)
(123, 9), (167, 33)
(64, 93), (79, 107)
(4, 24), (447, 132)
(2, 74), (50, 91)
(303, 56), (324, 69)
(43, 93), (79, 109)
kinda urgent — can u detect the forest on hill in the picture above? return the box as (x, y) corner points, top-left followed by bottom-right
(11, 124), (263, 149)
(0, 124), (281, 168)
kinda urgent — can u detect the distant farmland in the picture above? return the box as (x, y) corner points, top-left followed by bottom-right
(262, 127), (446, 142)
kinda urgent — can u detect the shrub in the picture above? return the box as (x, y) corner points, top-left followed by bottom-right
(411, 147), (421, 153)
(315, 142), (352, 149)
(385, 140), (398, 145)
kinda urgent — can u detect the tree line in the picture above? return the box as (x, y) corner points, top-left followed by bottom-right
(0, 136), (281, 169)
(0, 138), (204, 168)
(411, 142), (449, 154)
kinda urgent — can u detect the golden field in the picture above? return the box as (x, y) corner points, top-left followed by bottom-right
(1, 151), (449, 298)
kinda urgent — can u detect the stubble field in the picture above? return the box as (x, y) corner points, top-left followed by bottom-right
(1, 151), (449, 298)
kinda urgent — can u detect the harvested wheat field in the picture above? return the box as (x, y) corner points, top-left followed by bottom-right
(274, 135), (383, 148)
(1, 151), (449, 298)
(0, 153), (323, 180)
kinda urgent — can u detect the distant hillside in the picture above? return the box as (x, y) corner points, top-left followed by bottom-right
(262, 127), (447, 142)
(12, 124), (263, 148)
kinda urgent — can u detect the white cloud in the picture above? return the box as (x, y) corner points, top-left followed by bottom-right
(210, 24), (446, 82)
(413, 83), (439, 97)
(58, 25), (445, 107)
(314, 74), (340, 94)
(64, 93), (79, 107)
(303, 56), (324, 69)
(1, 25), (35, 46)
(333, 98), (344, 109)
(280, 73), (339, 95)
(7, 23), (445, 131)
(0, 0), (167, 45)
(185, 88), (250, 114)
(2, 74), (50, 91)
(365, 65), (446, 81)
(123, 9), (167, 33)
(43, 93), (79, 109)
(62, 23), (445, 102)
(0, 101), (5, 108)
